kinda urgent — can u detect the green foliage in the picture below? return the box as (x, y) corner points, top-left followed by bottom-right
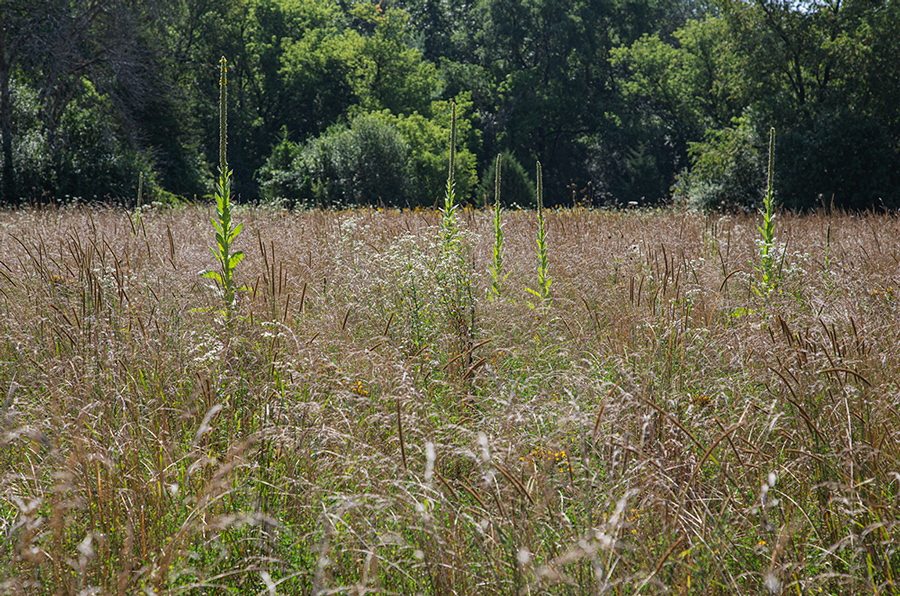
(476, 151), (535, 209)
(614, 0), (900, 210)
(202, 169), (245, 315)
(380, 96), (479, 205)
(440, 102), (459, 238)
(472, 0), (621, 196)
(297, 113), (416, 207)
(611, 16), (746, 132)
(527, 162), (552, 304)
(272, 0), (439, 129)
(2, 79), (52, 200)
(255, 128), (305, 206)
(680, 110), (900, 213)
(0, 78), (153, 203)
(4, 0), (900, 210)
(257, 98), (478, 207)
(435, 103), (475, 370)
(608, 16), (753, 204)
(757, 128), (777, 292)
(777, 111), (900, 211)
(490, 154), (504, 299)
(674, 114), (766, 212)
(346, 4), (439, 116)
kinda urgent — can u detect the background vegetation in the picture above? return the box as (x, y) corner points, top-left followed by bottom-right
(3, 0), (899, 210)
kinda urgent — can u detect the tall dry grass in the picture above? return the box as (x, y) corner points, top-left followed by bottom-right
(0, 203), (898, 595)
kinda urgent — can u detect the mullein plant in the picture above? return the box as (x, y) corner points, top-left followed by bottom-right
(436, 103), (475, 372)
(490, 154), (504, 299)
(757, 127), (777, 294)
(440, 103), (459, 242)
(202, 57), (245, 322)
(527, 161), (551, 304)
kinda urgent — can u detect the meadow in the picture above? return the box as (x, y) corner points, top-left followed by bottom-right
(0, 202), (898, 595)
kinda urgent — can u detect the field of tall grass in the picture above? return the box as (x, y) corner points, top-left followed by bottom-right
(1, 202), (898, 595)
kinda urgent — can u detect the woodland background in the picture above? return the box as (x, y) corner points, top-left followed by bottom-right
(1, 0), (899, 210)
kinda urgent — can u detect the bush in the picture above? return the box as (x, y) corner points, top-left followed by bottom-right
(674, 113), (766, 212)
(301, 114), (416, 207)
(256, 128), (307, 207)
(55, 85), (154, 202)
(676, 110), (900, 213)
(3, 79), (52, 201)
(257, 100), (479, 208)
(379, 101), (478, 207)
(475, 151), (535, 208)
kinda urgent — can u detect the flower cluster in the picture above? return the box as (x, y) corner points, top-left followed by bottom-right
(520, 446), (571, 474)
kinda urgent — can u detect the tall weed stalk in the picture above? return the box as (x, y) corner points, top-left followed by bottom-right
(490, 153), (504, 298)
(436, 103), (475, 372)
(757, 127), (777, 294)
(440, 103), (459, 241)
(202, 57), (245, 321)
(528, 161), (551, 303)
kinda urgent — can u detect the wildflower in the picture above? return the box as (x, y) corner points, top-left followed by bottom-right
(350, 380), (370, 397)
(691, 394), (711, 408)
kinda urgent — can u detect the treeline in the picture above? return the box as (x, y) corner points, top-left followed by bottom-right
(2, 0), (898, 210)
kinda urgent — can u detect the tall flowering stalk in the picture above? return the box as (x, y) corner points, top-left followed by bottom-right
(440, 103), (458, 243)
(202, 57), (245, 320)
(528, 161), (552, 303)
(435, 102), (474, 374)
(757, 127), (777, 293)
(490, 154), (504, 299)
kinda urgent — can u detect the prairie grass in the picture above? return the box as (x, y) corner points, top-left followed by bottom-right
(0, 203), (899, 595)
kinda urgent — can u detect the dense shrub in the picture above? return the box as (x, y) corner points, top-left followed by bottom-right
(257, 101), (478, 208)
(258, 114), (415, 207)
(256, 129), (306, 207)
(674, 114), (766, 212)
(475, 151), (535, 208)
(3, 79), (52, 201)
(676, 110), (900, 213)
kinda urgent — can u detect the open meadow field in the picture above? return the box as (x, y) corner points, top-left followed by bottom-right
(1, 204), (899, 595)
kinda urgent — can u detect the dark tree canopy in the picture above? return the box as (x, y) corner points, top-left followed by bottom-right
(1, 0), (897, 209)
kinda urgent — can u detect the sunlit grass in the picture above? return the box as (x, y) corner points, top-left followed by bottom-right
(1, 204), (898, 594)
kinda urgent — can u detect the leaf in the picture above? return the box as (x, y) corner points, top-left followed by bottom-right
(201, 270), (223, 284)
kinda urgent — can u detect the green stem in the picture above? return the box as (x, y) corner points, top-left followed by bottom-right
(536, 161), (551, 301)
(491, 154), (503, 298)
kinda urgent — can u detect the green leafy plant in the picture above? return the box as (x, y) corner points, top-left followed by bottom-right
(757, 127), (777, 293)
(435, 103), (475, 373)
(202, 57), (245, 320)
(130, 171), (144, 231)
